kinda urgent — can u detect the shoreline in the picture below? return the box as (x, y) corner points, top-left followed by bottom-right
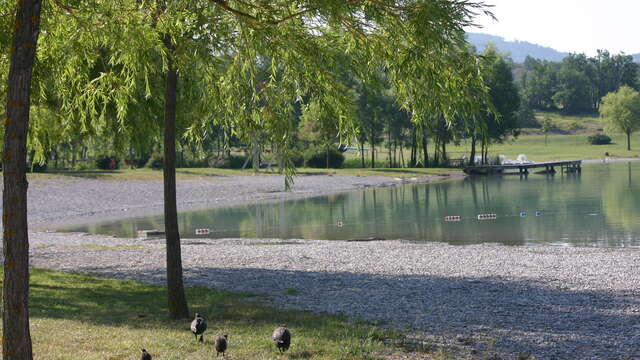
(26, 157), (638, 232)
(25, 171), (464, 231)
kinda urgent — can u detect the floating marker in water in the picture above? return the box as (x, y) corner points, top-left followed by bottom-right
(337, 220), (344, 228)
(520, 211), (528, 217)
(535, 211), (543, 217)
(444, 216), (461, 222)
(195, 228), (210, 235)
(477, 214), (497, 220)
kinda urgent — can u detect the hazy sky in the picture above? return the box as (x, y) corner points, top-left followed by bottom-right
(469, 0), (640, 55)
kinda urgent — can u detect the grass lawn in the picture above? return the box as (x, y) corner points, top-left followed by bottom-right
(0, 268), (419, 360)
(448, 132), (640, 162)
(27, 166), (456, 182)
(532, 111), (603, 132)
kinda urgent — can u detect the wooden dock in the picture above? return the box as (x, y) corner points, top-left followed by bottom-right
(463, 160), (582, 175)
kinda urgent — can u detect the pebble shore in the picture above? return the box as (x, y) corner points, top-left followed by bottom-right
(6, 173), (640, 359)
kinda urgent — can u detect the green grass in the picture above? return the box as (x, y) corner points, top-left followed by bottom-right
(532, 111), (602, 132)
(449, 132), (640, 162)
(0, 268), (414, 360)
(27, 166), (456, 182)
(283, 288), (300, 296)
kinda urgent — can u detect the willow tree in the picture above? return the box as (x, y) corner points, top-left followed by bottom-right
(3, 1), (494, 348)
(2, 0), (42, 358)
(1, 0), (166, 354)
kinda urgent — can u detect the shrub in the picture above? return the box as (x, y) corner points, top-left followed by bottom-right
(208, 155), (251, 169)
(229, 155), (250, 169)
(588, 134), (612, 145)
(303, 146), (345, 168)
(95, 155), (119, 170)
(569, 121), (584, 131)
(145, 152), (164, 169)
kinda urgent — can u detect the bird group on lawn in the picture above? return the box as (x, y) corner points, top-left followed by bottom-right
(139, 313), (291, 359)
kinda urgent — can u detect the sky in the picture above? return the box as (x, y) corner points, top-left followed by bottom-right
(468, 0), (640, 55)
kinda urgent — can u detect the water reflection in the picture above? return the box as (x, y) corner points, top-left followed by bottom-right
(63, 162), (640, 247)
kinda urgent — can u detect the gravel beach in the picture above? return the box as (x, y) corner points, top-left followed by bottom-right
(8, 173), (640, 359)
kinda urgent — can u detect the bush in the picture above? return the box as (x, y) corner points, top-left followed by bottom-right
(303, 146), (345, 168)
(95, 155), (119, 170)
(208, 155), (251, 169)
(588, 134), (612, 145)
(145, 152), (164, 169)
(569, 121), (584, 131)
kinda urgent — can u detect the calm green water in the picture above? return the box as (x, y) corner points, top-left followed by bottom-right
(63, 161), (640, 247)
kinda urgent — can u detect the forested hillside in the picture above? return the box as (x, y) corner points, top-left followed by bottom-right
(466, 33), (568, 62)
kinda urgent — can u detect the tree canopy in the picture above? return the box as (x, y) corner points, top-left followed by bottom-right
(599, 85), (640, 150)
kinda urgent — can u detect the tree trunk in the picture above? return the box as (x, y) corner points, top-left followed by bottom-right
(3, 1), (42, 359)
(392, 139), (397, 168)
(162, 38), (190, 320)
(627, 130), (631, 151)
(370, 141), (375, 168)
(326, 145), (330, 169)
(469, 135), (476, 166)
(421, 133), (428, 168)
(441, 141), (447, 166)
(360, 140), (365, 168)
(410, 129), (416, 168)
(387, 120), (392, 168)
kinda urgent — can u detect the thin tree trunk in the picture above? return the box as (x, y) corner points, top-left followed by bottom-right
(3, 1), (42, 359)
(433, 137), (439, 167)
(469, 135), (476, 166)
(360, 139), (365, 168)
(627, 131), (631, 151)
(410, 128), (416, 168)
(371, 141), (375, 168)
(442, 141), (447, 166)
(387, 120), (392, 168)
(326, 145), (330, 169)
(216, 129), (221, 158)
(393, 139), (397, 168)
(421, 133), (428, 168)
(162, 38), (190, 320)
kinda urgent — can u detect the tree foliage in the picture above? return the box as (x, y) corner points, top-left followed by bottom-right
(520, 51), (639, 115)
(599, 85), (640, 150)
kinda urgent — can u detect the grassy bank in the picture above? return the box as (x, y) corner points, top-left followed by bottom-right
(449, 132), (640, 162)
(0, 268), (415, 360)
(27, 166), (455, 182)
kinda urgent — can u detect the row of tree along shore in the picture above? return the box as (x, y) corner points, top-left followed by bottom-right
(25, 47), (640, 174)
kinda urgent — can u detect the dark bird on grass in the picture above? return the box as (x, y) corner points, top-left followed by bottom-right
(214, 334), (228, 357)
(140, 348), (152, 360)
(272, 327), (291, 353)
(190, 313), (208, 343)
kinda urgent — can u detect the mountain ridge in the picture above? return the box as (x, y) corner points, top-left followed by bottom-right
(466, 32), (640, 63)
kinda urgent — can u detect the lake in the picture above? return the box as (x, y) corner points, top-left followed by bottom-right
(62, 161), (640, 247)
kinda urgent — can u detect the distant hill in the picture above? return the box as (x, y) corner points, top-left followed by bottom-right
(467, 32), (640, 64)
(466, 33), (569, 63)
